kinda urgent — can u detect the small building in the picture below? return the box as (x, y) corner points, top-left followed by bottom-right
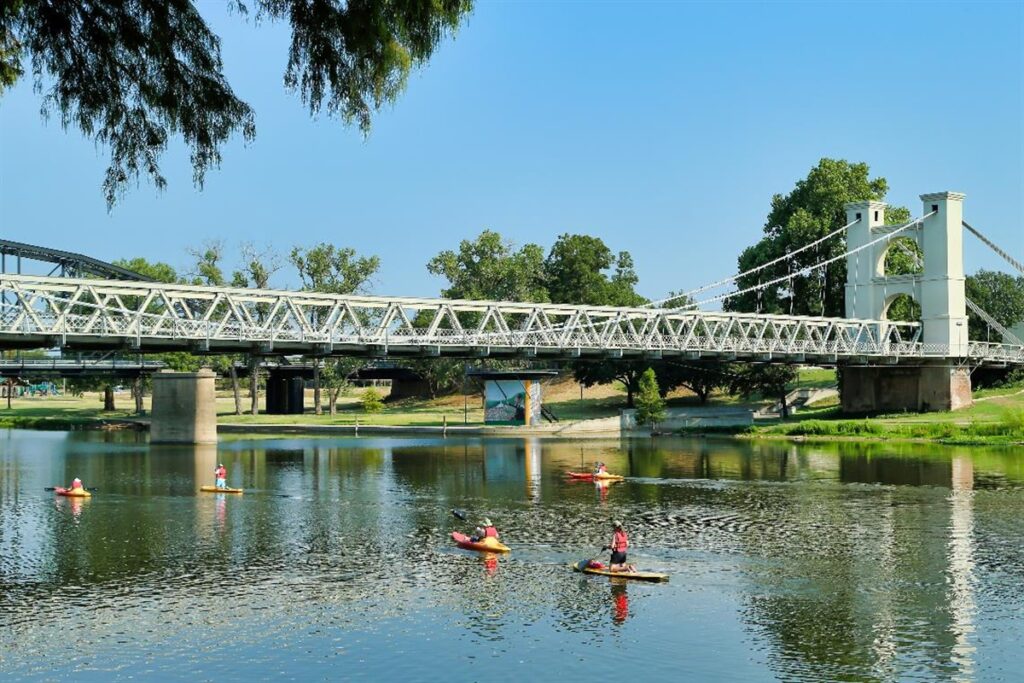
(467, 370), (558, 426)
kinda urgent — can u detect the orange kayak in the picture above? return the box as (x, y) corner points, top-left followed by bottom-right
(451, 531), (510, 553)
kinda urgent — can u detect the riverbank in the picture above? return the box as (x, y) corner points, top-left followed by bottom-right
(3, 381), (1023, 445)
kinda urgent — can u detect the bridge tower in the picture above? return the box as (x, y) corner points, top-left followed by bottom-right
(841, 191), (972, 412)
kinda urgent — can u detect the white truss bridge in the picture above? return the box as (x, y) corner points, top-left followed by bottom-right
(2, 274), (1022, 366)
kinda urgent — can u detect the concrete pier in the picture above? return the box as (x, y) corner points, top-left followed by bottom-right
(840, 363), (972, 413)
(150, 368), (218, 444)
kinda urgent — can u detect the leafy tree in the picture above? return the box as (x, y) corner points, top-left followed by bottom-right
(187, 240), (227, 287)
(634, 368), (666, 428)
(111, 257), (178, 283)
(291, 242), (380, 414)
(730, 364), (799, 418)
(726, 159), (911, 317)
(545, 234), (645, 307)
(573, 360), (647, 409)
(405, 358), (464, 399)
(427, 230), (547, 302)
(319, 357), (362, 416)
(231, 242), (281, 290)
(361, 387), (383, 413)
(965, 270), (1024, 342)
(291, 243), (380, 295)
(655, 361), (733, 405)
(2, 0), (473, 207)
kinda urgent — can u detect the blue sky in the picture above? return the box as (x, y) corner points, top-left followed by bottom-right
(1, 1), (1021, 300)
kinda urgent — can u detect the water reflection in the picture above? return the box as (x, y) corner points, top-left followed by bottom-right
(1, 430), (1021, 681)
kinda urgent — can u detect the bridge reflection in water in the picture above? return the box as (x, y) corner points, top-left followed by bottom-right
(0, 431), (1019, 681)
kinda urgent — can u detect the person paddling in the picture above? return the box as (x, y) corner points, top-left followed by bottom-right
(67, 477), (85, 492)
(603, 520), (635, 573)
(470, 517), (499, 543)
(214, 463), (227, 490)
(593, 461), (608, 475)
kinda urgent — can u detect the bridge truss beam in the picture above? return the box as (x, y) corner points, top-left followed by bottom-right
(0, 274), (1021, 365)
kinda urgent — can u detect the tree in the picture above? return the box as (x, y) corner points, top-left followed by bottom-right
(110, 257), (178, 283)
(291, 242), (380, 414)
(291, 243), (380, 295)
(545, 234), (645, 307)
(655, 361), (733, 405)
(541, 233), (647, 405)
(405, 358), (464, 399)
(730, 364), (799, 418)
(726, 159), (911, 317)
(634, 368), (666, 428)
(2, 1), (473, 207)
(965, 270), (1024, 342)
(361, 387), (383, 413)
(427, 230), (548, 303)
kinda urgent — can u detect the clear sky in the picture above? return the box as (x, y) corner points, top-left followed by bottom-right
(1, 1), (1021, 300)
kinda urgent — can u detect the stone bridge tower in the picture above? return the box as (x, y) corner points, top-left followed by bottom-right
(841, 191), (972, 412)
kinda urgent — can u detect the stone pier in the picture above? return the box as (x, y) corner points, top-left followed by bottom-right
(840, 363), (972, 413)
(150, 368), (218, 444)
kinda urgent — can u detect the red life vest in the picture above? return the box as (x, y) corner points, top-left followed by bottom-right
(215, 466), (226, 479)
(612, 530), (628, 552)
(483, 526), (498, 538)
(71, 478), (83, 490)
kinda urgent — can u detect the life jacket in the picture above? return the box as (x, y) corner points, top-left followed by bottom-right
(71, 478), (83, 490)
(215, 467), (226, 479)
(483, 526), (498, 538)
(612, 530), (628, 552)
(598, 465), (607, 473)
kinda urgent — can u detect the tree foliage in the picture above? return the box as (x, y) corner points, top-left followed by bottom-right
(726, 159), (910, 317)
(545, 234), (645, 307)
(427, 230), (547, 302)
(290, 242), (380, 295)
(634, 368), (666, 427)
(730, 364), (798, 418)
(966, 270), (1024, 341)
(111, 257), (178, 283)
(1, 0), (473, 207)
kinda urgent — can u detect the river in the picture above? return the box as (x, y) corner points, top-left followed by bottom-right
(1, 429), (1022, 681)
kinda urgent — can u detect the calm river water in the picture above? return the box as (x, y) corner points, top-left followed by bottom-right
(1, 429), (1022, 681)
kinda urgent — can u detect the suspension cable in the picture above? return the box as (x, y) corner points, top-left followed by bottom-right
(641, 217), (861, 308)
(962, 220), (1024, 274)
(682, 213), (932, 311)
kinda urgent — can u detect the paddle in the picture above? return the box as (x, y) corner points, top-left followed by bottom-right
(46, 487), (97, 492)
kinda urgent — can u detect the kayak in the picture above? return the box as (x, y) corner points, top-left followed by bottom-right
(565, 471), (625, 482)
(451, 531), (510, 553)
(200, 486), (244, 494)
(571, 560), (668, 582)
(55, 487), (91, 498)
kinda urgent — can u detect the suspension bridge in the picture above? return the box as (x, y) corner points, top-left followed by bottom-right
(1, 190), (1021, 436)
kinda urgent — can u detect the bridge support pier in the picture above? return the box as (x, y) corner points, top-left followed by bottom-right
(266, 367), (306, 415)
(840, 363), (972, 413)
(150, 369), (218, 444)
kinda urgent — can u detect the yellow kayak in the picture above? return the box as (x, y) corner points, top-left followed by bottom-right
(200, 486), (244, 494)
(55, 487), (91, 498)
(452, 532), (510, 553)
(571, 560), (668, 582)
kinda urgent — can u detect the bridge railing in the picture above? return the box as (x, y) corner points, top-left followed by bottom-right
(2, 274), (1022, 364)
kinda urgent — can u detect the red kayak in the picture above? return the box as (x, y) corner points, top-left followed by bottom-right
(451, 531), (510, 553)
(565, 471), (625, 482)
(54, 486), (91, 498)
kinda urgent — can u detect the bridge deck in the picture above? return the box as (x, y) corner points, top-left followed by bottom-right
(1, 274), (1021, 365)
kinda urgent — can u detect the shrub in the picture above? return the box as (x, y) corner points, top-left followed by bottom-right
(361, 388), (384, 413)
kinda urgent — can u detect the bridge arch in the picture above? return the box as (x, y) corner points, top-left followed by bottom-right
(882, 292), (922, 323)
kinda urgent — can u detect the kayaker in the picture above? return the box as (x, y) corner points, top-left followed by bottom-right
(470, 518), (499, 543)
(603, 520), (635, 573)
(593, 462), (608, 475)
(68, 477), (84, 491)
(214, 463), (227, 489)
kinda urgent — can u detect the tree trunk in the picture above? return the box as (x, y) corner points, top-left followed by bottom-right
(133, 377), (144, 414)
(103, 385), (115, 411)
(314, 362), (322, 415)
(249, 356), (259, 416)
(230, 364), (241, 415)
(329, 386), (339, 416)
